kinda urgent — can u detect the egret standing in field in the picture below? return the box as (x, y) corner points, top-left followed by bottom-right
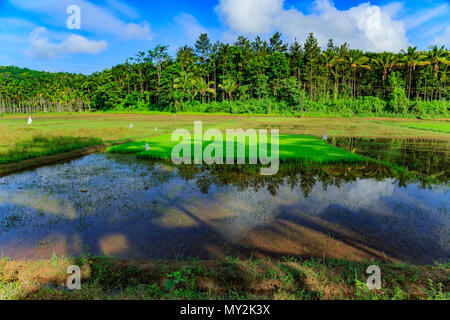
(145, 142), (150, 151)
(28, 117), (32, 125)
(129, 123), (133, 129)
(155, 127), (157, 132)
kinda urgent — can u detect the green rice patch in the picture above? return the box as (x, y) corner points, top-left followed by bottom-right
(387, 122), (450, 134)
(107, 134), (364, 163)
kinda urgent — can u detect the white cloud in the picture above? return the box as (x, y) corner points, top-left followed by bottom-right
(174, 14), (209, 42)
(9, 0), (153, 40)
(215, 0), (283, 34)
(380, 2), (403, 18)
(216, 0), (410, 52)
(123, 22), (152, 40)
(434, 26), (450, 48)
(27, 27), (107, 59)
(290, 179), (397, 216)
(158, 13), (223, 56)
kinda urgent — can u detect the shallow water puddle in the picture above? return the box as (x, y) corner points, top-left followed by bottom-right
(0, 153), (448, 264)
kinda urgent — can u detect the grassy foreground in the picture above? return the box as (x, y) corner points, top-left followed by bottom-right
(107, 134), (364, 163)
(1, 256), (448, 300)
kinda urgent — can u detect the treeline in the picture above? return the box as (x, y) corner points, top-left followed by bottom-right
(0, 66), (90, 113)
(0, 33), (449, 117)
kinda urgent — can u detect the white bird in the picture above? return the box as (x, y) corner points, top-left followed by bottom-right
(155, 127), (158, 131)
(145, 142), (150, 151)
(27, 117), (32, 125)
(129, 124), (133, 129)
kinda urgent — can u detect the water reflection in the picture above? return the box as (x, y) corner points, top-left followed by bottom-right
(0, 153), (448, 265)
(331, 137), (449, 183)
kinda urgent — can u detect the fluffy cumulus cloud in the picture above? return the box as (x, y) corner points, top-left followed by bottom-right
(216, 0), (284, 34)
(216, 0), (410, 52)
(27, 27), (107, 59)
(9, 0), (153, 40)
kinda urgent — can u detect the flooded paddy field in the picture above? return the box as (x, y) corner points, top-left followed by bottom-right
(332, 137), (449, 180)
(1, 138), (448, 265)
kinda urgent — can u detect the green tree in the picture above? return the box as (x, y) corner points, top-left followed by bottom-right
(387, 72), (408, 114)
(400, 46), (426, 99)
(372, 52), (399, 96)
(219, 78), (238, 101)
(173, 71), (195, 104)
(345, 50), (371, 99)
(424, 45), (449, 79)
(303, 33), (321, 99)
(193, 77), (216, 104)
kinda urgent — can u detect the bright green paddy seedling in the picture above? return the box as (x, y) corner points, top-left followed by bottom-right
(107, 134), (365, 164)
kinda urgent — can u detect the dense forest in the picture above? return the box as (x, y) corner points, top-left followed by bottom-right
(0, 32), (449, 117)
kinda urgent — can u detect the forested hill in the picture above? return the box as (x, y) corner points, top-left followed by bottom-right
(0, 66), (81, 79)
(0, 66), (44, 79)
(0, 32), (448, 117)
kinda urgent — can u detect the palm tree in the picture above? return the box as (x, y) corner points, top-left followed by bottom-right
(400, 46), (426, 99)
(423, 45), (450, 100)
(219, 78), (238, 101)
(323, 51), (344, 100)
(372, 52), (398, 96)
(173, 71), (195, 102)
(193, 77), (216, 104)
(344, 50), (371, 99)
(424, 45), (449, 79)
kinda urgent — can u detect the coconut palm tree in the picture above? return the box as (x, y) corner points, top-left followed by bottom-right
(193, 77), (216, 104)
(323, 51), (344, 100)
(344, 50), (371, 99)
(219, 78), (239, 101)
(372, 52), (399, 96)
(424, 45), (449, 79)
(400, 46), (427, 99)
(173, 71), (195, 102)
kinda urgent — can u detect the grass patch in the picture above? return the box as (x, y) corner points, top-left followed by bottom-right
(107, 134), (364, 164)
(0, 256), (448, 300)
(385, 121), (450, 133)
(0, 135), (102, 164)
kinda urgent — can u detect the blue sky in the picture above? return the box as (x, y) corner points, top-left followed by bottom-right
(0, 0), (448, 74)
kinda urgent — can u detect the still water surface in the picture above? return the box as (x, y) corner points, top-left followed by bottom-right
(0, 152), (448, 264)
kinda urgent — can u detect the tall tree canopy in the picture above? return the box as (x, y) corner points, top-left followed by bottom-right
(0, 33), (448, 116)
